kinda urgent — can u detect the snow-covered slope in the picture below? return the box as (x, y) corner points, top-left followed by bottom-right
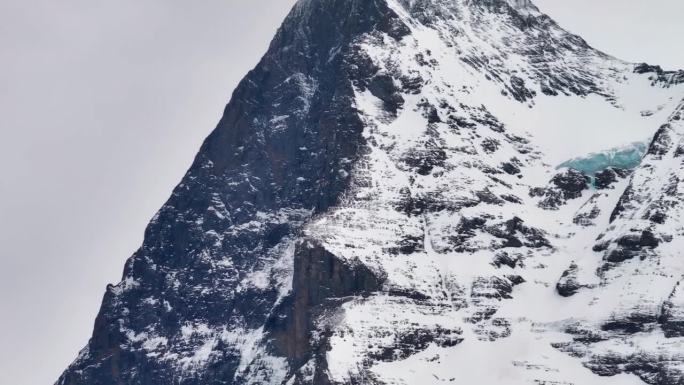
(58, 0), (684, 384)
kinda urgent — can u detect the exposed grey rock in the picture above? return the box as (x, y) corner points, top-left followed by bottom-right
(556, 263), (582, 297)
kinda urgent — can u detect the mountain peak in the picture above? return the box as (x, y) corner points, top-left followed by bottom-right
(58, 1), (684, 384)
(504, 0), (534, 10)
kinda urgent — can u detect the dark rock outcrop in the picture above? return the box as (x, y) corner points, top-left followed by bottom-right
(58, 1), (407, 384)
(659, 283), (684, 338)
(556, 262), (583, 297)
(635, 63), (684, 87)
(594, 167), (627, 189)
(532, 169), (590, 209)
(267, 241), (385, 374)
(598, 230), (660, 264)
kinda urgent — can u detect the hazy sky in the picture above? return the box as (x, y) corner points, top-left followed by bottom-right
(1, 1), (682, 384)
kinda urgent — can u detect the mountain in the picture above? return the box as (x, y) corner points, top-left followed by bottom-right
(57, 0), (684, 384)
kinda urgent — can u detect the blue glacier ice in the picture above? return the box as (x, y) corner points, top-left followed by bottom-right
(557, 141), (648, 176)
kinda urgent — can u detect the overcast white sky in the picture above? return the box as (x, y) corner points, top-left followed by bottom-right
(0, 1), (682, 384)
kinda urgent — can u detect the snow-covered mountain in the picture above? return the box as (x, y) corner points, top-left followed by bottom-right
(57, 0), (684, 384)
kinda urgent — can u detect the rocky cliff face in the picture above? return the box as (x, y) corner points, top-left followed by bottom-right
(58, 0), (684, 384)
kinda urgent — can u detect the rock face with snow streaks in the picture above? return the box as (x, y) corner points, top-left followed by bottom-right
(59, 0), (684, 384)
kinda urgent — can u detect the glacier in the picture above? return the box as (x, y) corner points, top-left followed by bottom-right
(557, 141), (648, 177)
